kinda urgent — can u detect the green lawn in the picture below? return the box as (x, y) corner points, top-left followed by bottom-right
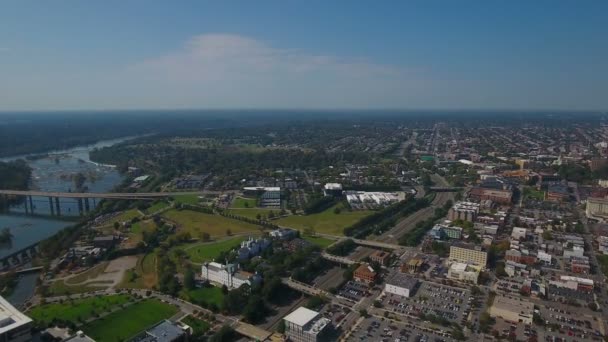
(125, 219), (157, 248)
(83, 299), (179, 342)
(301, 235), (336, 249)
(524, 187), (545, 201)
(182, 316), (211, 335)
(118, 253), (157, 289)
(226, 208), (278, 220)
(145, 201), (170, 214)
(276, 204), (373, 236)
(181, 237), (247, 263)
(28, 294), (132, 326)
(231, 197), (257, 208)
(173, 194), (200, 205)
(162, 209), (261, 237)
(182, 286), (224, 309)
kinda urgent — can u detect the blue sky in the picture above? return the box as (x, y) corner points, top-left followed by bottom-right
(0, 1), (607, 111)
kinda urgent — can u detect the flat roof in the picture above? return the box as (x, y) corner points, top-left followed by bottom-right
(284, 307), (319, 327)
(386, 272), (418, 290)
(0, 296), (32, 335)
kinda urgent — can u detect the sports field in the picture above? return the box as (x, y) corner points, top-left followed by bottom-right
(83, 299), (179, 341)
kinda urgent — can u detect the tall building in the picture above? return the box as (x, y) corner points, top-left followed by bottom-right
(447, 201), (480, 222)
(449, 244), (488, 267)
(283, 307), (331, 342)
(0, 296), (32, 342)
(586, 197), (608, 221)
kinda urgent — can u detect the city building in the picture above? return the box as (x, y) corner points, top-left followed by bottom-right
(489, 295), (534, 324)
(133, 320), (188, 342)
(64, 331), (96, 342)
(510, 227), (527, 240)
(353, 264), (377, 284)
(570, 256), (590, 274)
(447, 262), (481, 284)
(586, 197), (608, 221)
(447, 201), (480, 222)
(384, 273), (418, 297)
(505, 260), (529, 278)
(469, 187), (513, 204)
(323, 183), (343, 197)
(243, 187), (282, 208)
(0, 295), (32, 342)
(449, 244), (488, 267)
(201, 262), (261, 289)
(549, 276), (594, 292)
(283, 307), (331, 342)
(344, 191), (404, 208)
(429, 224), (462, 240)
(598, 235), (608, 254)
(403, 258), (424, 274)
(369, 250), (391, 266)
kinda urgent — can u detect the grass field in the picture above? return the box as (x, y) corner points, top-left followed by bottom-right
(173, 194), (200, 205)
(182, 286), (224, 309)
(162, 209), (261, 237)
(29, 294), (132, 326)
(524, 187), (546, 201)
(301, 235), (335, 249)
(102, 209), (142, 227)
(125, 219), (157, 247)
(226, 208), (277, 220)
(145, 201), (170, 214)
(231, 197), (257, 208)
(182, 316), (211, 335)
(276, 204), (373, 235)
(180, 237), (247, 263)
(119, 253), (157, 289)
(48, 279), (112, 296)
(83, 299), (179, 342)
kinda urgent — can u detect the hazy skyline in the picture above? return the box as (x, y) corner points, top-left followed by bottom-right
(1, 1), (607, 111)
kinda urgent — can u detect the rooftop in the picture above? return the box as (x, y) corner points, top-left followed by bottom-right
(386, 272), (418, 289)
(284, 307), (319, 327)
(0, 296), (32, 335)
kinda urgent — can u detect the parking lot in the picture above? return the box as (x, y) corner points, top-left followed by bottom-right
(338, 281), (370, 302)
(541, 303), (604, 341)
(380, 281), (472, 326)
(318, 303), (352, 327)
(347, 316), (456, 342)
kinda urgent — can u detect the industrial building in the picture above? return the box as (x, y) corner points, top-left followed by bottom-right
(283, 307), (331, 342)
(0, 296), (32, 342)
(384, 273), (419, 297)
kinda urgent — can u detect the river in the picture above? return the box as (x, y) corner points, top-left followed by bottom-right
(0, 137), (131, 306)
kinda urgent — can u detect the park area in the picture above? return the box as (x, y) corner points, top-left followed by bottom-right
(180, 236), (248, 263)
(181, 286), (225, 310)
(276, 204), (373, 235)
(118, 253), (158, 289)
(162, 209), (261, 237)
(82, 298), (179, 341)
(29, 294), (133, 327)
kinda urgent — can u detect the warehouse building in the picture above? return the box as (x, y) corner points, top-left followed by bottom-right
(489, 295), (534, 324)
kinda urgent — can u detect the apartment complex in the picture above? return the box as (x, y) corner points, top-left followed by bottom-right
(449, 244), (488, 267)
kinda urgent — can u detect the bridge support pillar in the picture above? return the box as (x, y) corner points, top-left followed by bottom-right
(28, 195), (34, 213)
(49, 197), (55, 215)
(84, 198), (90, 212)
(23, 195), (29, 214)
(54, 197), (61, 216)
(77, 198), (84, 215)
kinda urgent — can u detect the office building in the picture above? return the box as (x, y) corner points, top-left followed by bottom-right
(384, 273), (418, 297)
(283, 307), (331, 342)
(0, 296), (32, 342)
(201, 262), (261, 289)
(447, 262), (481, 284)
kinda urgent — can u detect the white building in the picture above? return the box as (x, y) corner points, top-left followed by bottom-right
(201, 262), (261, 289)
(384, 273), (419, 297)
(0, 296), (32, 342)
(323, 183), (343, 196)
(511, 227), (527, 240)
(598, 236), (608, 255)
(537, 250), (552, 264)
(283, 307), (331, 342)
(237, 237), (270, 260)
(345, 191), (404, 207)
(447, 262), (481, 284)
(563, 245), (585, 259)
(270, 228), (297, 240)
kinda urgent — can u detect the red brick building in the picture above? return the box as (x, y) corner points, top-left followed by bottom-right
(354, 264), (377, 284)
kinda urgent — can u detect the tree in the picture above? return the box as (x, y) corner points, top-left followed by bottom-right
(184, 268), (196, 290)
(359, 309), (369, 317)
(226, 229), (232, 236)
(201, 232), (211, 242)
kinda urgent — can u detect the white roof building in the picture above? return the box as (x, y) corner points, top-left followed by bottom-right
(0, 296), (32, 342)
